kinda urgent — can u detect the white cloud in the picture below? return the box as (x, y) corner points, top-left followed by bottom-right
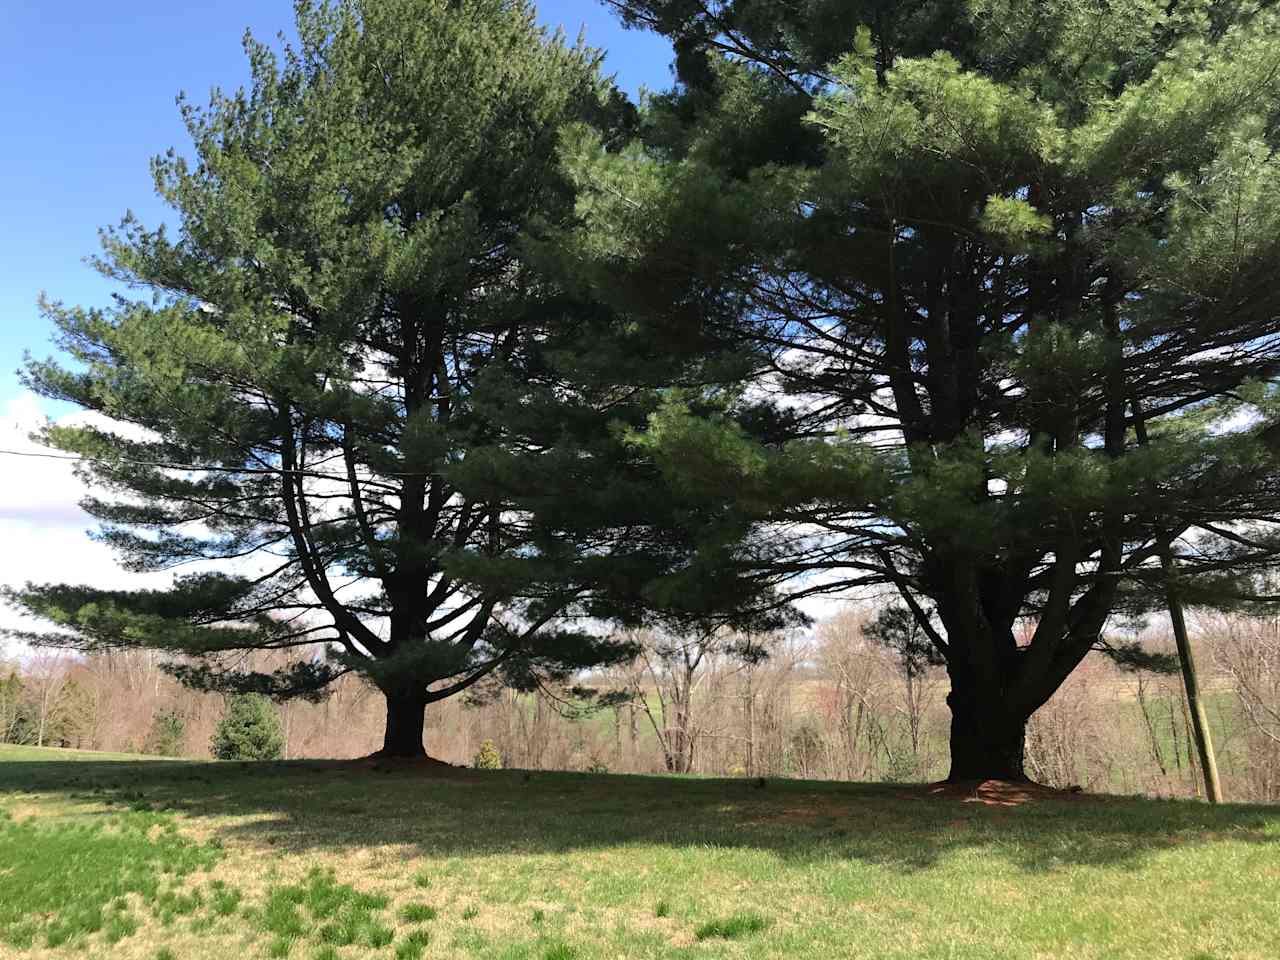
(0, 391), (95, 526)
(0, 392), (170, 658)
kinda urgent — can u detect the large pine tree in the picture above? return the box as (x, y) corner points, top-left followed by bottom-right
(555, 0), (1280, 779)
(6, 0), (645, 758)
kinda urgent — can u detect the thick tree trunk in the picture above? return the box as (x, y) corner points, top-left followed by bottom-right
(945, 683), (1028, 782)
(376, 686), (428, 758)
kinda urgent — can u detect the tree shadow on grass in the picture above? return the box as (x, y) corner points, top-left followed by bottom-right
(2, 758), (1278, 874)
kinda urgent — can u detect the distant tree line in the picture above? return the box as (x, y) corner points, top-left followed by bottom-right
(6, 604), (1280, 801)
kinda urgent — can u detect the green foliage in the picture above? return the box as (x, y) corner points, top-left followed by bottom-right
(61, 681), (96, 747)
(0, 671), (27, 745)
(472, 739), (502, 770)
(210, 695), (284, 761)
(1101, 640), (1182, 675)
(573, 0), (1280, 778)
(864, 606), (946, 680)
(6, 0), (641, 751)
(142, 708), (187, 757)
(880, 752), (928, 785)
(16, 678), (100, 750)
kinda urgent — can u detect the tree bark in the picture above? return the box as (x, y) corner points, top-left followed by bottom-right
(375, 686), (428, 758)
(945, 681), (1028, 782)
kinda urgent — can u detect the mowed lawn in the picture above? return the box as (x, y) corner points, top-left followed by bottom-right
(1, 745), (1279, 959)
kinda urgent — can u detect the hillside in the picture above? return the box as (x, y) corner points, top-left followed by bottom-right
(1, 745), (1278, 958)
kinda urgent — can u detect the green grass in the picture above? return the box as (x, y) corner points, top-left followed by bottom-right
(0, 743), (168, 762)
(0, 800), (221, 948)
(396, 928), (431, 959)
(1, 744), (1279, 958)
(400, 903), (438, 923)
(694, 912), (771, 940)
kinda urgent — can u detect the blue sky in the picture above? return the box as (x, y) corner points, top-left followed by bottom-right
(0, 0), (674, 411)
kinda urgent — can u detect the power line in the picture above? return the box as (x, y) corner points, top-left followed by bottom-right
(0, 447), (440, 480)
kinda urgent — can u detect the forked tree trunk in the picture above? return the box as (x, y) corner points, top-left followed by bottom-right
(376, 686), (428, 758)
(945, 681), (1029, 782)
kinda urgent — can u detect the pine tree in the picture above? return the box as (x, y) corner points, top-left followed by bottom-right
(211, 694), (285, 761)
(142, 708), (187, 757)
(562, 0), (1280, 780)
(0, 671), (28, 745)
(4, 0), (640, 757)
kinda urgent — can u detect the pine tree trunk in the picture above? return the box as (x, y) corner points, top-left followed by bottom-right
(945, 681), (1028, 782)
(376, 686), (428, 758)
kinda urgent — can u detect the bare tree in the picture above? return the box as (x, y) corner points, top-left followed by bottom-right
(611, 629), (770, 774)
(1206, 610), (1280, 800)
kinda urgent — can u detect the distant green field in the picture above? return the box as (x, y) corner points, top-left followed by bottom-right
(0, 743), (171, 763)
(1, 746), (1278, 959)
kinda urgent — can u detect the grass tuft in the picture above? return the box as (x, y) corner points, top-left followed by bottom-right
(653, 899), (670, 918)
(209, 880), (243, 917)
(260, 889), (306, 939)
(694, 912), (771, 940)
(395, 928), (431, 959)
(153, 887), (203, 924)
(365, 921), (395, 948)
(103, 910), (141, 944)
(542, 943), (575, 960)
(43, 904), (103, 947)
(399, 903), (437, 923)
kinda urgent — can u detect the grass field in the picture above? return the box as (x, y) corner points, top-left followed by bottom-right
(1, 744), (1279, 959)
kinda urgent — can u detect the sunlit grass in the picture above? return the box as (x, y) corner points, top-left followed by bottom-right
(0, 803), (220, 949)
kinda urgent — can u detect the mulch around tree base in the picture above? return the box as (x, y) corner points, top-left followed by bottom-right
(918, 779), (1093, 806)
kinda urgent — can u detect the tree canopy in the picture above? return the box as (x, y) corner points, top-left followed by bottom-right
(546, 0), (1280, 779)
(6, 0), (656, 757)
(11, 0), (1280, 780)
